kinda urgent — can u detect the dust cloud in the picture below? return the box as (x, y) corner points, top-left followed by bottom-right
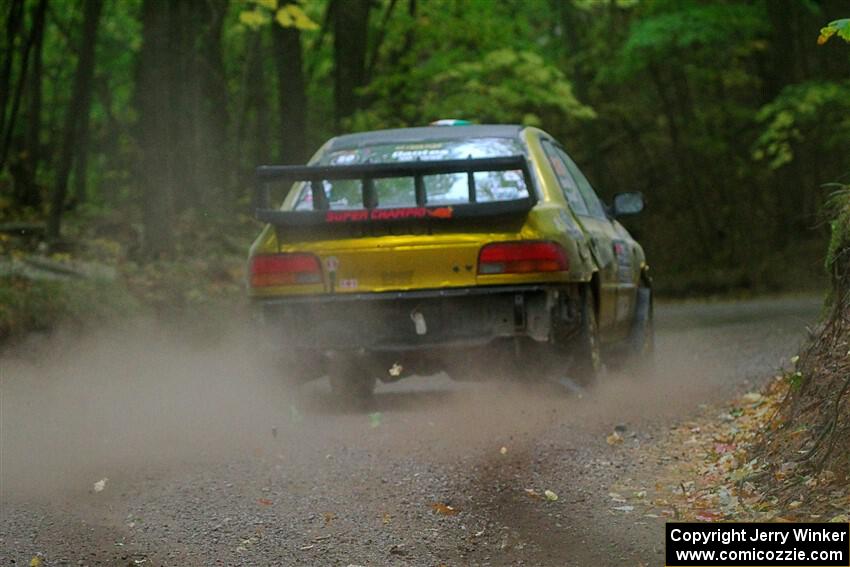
(0, 298), (812, 502)
(0, 318), (291, 499)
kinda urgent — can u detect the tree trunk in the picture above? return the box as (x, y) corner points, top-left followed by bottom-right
(135, 0), (174, 256)
(0, 0), (24, 142)
(365, 0), (398, 82)
(333, 0), (371, 129)
(243, 30), (270, 165)
(166, 0), (199, 213)
(273, 4), (307, 164)
(46, 0), (102, 242)
(0, 0), (39, 172)
(197, 0), (231, 209)
(18, 0), (47, 207)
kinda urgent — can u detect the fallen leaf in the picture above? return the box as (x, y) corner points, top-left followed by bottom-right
(544, 489), (559, 501)
(29, 557), (42, 567)
(524, 488), (542, 499)
(431, 502), (458, 516)
(606, 432), (623, 445)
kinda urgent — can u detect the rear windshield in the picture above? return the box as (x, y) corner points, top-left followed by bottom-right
(294, 137), (529, 210)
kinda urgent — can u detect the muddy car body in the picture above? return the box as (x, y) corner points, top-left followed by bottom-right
(248, 124), (652, 396)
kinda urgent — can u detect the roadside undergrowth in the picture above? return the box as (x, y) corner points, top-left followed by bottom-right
(616, 188), (850, 523)
(751, 186), (850, 515)
(0, 208), (253, 344)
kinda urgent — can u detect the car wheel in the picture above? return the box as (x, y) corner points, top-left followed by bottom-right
(571, 287), (602, 386)
(627, 285), (655, 377)
(327, 355), (377, 402)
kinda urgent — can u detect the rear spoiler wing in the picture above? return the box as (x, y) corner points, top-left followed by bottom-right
(253, 155), (537, 226)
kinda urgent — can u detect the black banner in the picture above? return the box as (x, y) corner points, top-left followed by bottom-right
(666, 523), (849, 566)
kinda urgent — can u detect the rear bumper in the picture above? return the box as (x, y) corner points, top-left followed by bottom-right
(254, 284), (575, 352)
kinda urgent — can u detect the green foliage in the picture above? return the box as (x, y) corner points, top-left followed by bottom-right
(0, 276), (140, 341)
(614, 2), (767, 78)
(753, 81), (850, 169)
(825, 186), (850, 274)
(238, 0), (318, 31)
(818, 18), (850, 45)
(423, 49), (595, 126)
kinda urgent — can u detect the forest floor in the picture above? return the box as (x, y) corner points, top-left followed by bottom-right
(0, 295), (826, 566)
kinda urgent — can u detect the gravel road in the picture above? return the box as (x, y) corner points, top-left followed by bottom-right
(0, 296), (821, 566)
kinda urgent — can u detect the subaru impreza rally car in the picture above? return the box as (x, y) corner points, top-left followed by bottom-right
(248, 123), (652, 398)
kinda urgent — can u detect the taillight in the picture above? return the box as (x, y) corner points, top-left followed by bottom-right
(478, 241), (569, 274)
(250, 254), (322, 287)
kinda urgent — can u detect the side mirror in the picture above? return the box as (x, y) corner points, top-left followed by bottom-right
(612, 192), (645, 217)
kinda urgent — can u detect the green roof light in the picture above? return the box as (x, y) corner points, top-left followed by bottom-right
(429, 119), (472, 126)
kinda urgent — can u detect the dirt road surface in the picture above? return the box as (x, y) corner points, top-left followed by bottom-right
(1, 296), (821, 566)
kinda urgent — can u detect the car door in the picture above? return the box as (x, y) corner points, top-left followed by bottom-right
(556, 145), (638, 336)
(539, 139), (619, 333)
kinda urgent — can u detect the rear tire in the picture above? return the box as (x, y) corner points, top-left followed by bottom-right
(571, 287), (602, 386)
(627, 285), (655, 376)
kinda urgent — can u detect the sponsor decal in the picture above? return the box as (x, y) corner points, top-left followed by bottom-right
(325, 210), (369, 222)
(324, 207), (454, 223)
(613, 240), (633, 282)
(427, 207), (453, 219)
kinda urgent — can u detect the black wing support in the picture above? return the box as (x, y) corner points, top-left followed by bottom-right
(253, 155), (537, 226)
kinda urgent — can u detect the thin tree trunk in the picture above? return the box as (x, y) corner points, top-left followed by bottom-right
(19, 0), (47, 207)
(273, 4), (307, 164)
(197, 0), (230, 209)
(136, 0), (174, 256)
(245, 30), (269, 165)
(0, 0), (24, 141)
(0, 0), (39, 171)
(71, 125), (89, 203)
(333, 0), (371, 129)
(167, 0), (198, 213)
(558, 0), (604, 186)
(46, 0), (102, 242)
(647, 63), (714, 254)
(365, 0), (398, 82)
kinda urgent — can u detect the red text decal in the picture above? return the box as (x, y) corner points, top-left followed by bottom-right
(324, 206), (454, 223)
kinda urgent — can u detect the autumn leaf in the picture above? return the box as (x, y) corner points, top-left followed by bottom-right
(239, 9), (270, 30)
(249, 0), (277, 9)
(431, 502), (458, 516)
(276, 4), (319, 31)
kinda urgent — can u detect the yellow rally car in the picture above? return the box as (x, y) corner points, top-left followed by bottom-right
(248, 124), (652, 397)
